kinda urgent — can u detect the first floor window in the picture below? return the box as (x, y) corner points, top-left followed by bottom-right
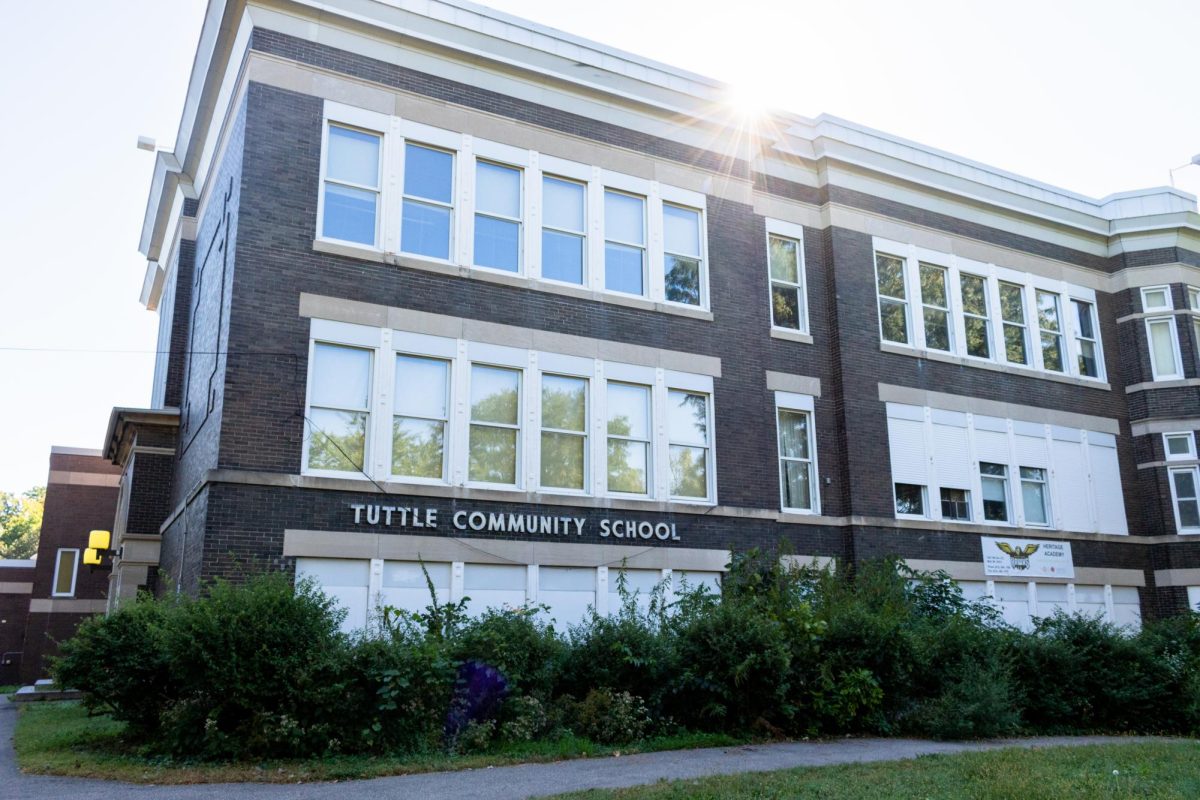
(52, 549), (79, 597)
(308, 343), (372, 473)
(401, 142), (454, 260)
(392, 355), (449, 479)
(777, 408), (814, 510)
(663, 204), (703, 306)
(919, 262), (952, 351)
(469, 365), (521, 485)
(474, 160), (522, 272)
(980, 463), (1010, 522)
(875, 253), (909, 344)
(604, 191), (646, 295)
(768, 233), (805, 331)
(322, 124), (381, 245)
(1165, 432), (1196, 461)
(540, 374), (588, 490)
(607, 382), (651, 495)
(542, 176), (586, 284)
(1020, 467), (1050, 526)
(668, 389), (710, 499)
(894, 483), (925, 516)
(1171, 467), (1200, 531)
(941, 487), (971, 521)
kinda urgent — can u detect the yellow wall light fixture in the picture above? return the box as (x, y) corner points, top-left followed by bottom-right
(83, 548), (104, 566)
(88, 530), (112, 551)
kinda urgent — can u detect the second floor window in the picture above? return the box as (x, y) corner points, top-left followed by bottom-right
(322, 125), (381, 246)
(1035, 291), (1065, 372)
(919, 263), (952, 352)
(875, 253), (909, 344)
(960, 273), (991, 359)
(769, 232), (806, 331)
(540, 374), (588, 491)
(541, 176), (586, 284)
(468, 365), (522, 486)
(392, 355), (450, 480)
(307, 343), (372, 474)
(1072, 299), (1100, 378)
(999, 282), (1029, 365)
(401, 143), (454, 260)
(668, 390), (710, 499)
(607, 382), (652, 495)
(663, 204), (703, 306)
(980, 462), (1010, 522)
(777, 408), (815, 511)
(604, 191), (646, 296)
(474, 161), (522, 272)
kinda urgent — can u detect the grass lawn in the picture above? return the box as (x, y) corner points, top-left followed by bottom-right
(13, 701), (738, 784)
(551, 741), (1200, 800)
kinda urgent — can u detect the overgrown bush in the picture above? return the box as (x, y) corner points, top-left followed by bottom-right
(52, 552), (1200, 761)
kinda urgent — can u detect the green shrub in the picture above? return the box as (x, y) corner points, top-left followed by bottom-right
(52, 593), (173, 736)
(450, 606), (564, 699)
(575, 688), (652, 744)
(500, 695), (550, 742)
(348, 633), (456, 754)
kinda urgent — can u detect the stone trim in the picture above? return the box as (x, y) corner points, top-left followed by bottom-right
(905, 559), (1146, 587)
(877, 383), (1122, 434)
(284, 530), (732, 571)
(1155, 568), (1200, 587)
(0, 582), (32, 594)
(1125, 378), (1200, 394)
(47, 471), (121, 488)
(765, 371), (822, 397)
(299, 292), (722, 377)
(27, 598), (107, 614)
(879, 343), (1111, 392)
(769, 329), (814, 345)
(1131, 418), (1200, 437)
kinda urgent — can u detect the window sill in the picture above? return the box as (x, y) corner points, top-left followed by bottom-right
(770, 328), (814, 344)
(312, 239), (714, 322)
(879, 341), (1111, 391)
(1125, 378), (1200, 393)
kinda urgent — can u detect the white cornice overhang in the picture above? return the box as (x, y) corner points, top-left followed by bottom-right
(138, 0), (1200, 301)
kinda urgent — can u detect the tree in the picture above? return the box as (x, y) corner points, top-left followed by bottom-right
(0, 486), (44, 559)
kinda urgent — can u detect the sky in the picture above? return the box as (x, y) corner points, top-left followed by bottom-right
(0, 0), (1198, 492)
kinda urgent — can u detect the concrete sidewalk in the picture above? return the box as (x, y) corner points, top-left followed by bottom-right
(0, 698), (1177, 799)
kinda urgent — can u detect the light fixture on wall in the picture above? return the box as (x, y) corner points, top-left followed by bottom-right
(1169, 154), (1200, 187)
(83, 530), (114, 566)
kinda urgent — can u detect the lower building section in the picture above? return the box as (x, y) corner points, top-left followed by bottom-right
(144, 475), (1200, 628)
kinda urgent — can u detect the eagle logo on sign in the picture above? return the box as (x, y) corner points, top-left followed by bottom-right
(996, 542), (1039, 571)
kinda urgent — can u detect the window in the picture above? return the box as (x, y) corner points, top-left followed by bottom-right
(540, 374), (588, 491)
(1142, 285), (1172, 312)
(768, 232), (806, 331)
(605, 191), (646, 295)
(980, 463), (1010, 522)
(875, 253), (909, 344)
(1072, 299), (1100, 378)
(1164, 432), (1196, 461)
(777, 408), (815, 511)
(1035, 291), (1065, 372)
(1190, 288), (1200, 364)
(894, 483), (925, 516)
(401, 143), (454, 260)
(1020, 467), (1051, 526)
(542, 176), (586, 284)
(52, 549), (79, 597)
(1146, 317), (1183, 380)
(392, 355), (450, 480)
(960, 273), (991, 359)
(1190, 287), (1200, 312)
(468, 365), (521, 485)
(941, 487), (971, 521)
(1170, 466), (1200, 532)
(474, 161), (522, 272)
(322, 125), (381, 245)
(668, 390), (710, 499)
(919, 263), (952, 351)
(607, 382), (652, 495)
(307, 343), (372, 473)
(663, 204), (703, 306)
(999, 282), (1029, 365)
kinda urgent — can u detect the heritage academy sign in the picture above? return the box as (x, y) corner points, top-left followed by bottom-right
(347, 503), (681, 541)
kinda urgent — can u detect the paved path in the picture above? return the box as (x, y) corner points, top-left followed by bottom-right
(0, 697), (1177, 799)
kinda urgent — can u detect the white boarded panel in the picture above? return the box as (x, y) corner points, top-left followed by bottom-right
(674, 570), (721, 595)
(933, 422), (971, 489)
(1112, 586), (1142, 631)
(381, 561), (451, 617)
(1075, 584), (1107, 620)
(995, 581), (1032, 632)
(296, 557), (369, 634)
(1052, 439), (1093, 533)
(888, 417), (928, 484)
(1035, 582), (1069, 620)
(1013, 430), (1049, 469)
(463, 563), (527, 616)
(609, 568), (663, 616)
(538, 566), (596, 631)
(957, 580), (989, 603)
(974, 428), (1010, 465)
(1089, 442), (1128, 535)
(1187, 586), (1200, 612)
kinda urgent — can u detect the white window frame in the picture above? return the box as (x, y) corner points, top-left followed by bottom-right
(538, 172), (589, 287)
(765, 219), (809, 335)
(302, 321), (380, 480)
(1164, 432), (1197, 462)
(661, 198), (708, 309)
(918, 260), (954, 353)
(317, 104), (390, 250)
(939, 486), (973, 522)
(537, 371), (590, 495)
(979, 462), (1012, 524)
(1168, 465), (1200, 534)
(471, 158), (525, 274)
(52, 548), (80, 598)
(466, 361), (525, 490)
(604, 378), (655, 499)
(1145, 316), (1184, 381)
(893, 482), (928, 520)
(1018, 466), (1052, 528)
(602, 187), (649, 298)
(1070, 298), (1102, 379)
(390, 352), (454, 484)
(1034, 290), (1066, 374)
(301, 320), (716, 506)
(958, 272), (993, 361)
(774, 391), (819, 514)
(1141, 285), (1174, 313)
(871, 238), (1105, 383)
